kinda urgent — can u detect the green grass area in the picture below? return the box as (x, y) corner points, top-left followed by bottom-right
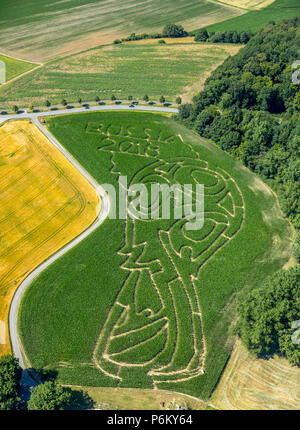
(204, 0), (300, 33)
(0, 54), (37, 82)
(18, 111), (292, 399)
(0, 0), (243, 62)
(0, 42), (241, 109)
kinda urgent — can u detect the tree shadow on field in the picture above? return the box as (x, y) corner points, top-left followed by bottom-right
(33, 367), (58, 382)
(68, 389), (95, 410)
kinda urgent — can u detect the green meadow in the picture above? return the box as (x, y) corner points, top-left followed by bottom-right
(205, 0), (300, 33)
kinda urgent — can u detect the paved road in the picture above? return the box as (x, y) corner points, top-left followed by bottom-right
(0, 103), (178, 125)
(2, 104), (178, 388)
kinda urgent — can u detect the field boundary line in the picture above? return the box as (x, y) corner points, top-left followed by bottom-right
(0, 52), (41, 65)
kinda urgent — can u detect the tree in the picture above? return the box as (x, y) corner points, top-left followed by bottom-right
(293, 92), (300, 112)
(13, 105), (18, 113)
(143, 94), (149, 102)
(128, 95), (133, 100)
(176, 96), (182, 105)
(158, 39), (166, 44)
(61, 99), (67, 106)
(239, 31), (250, 44)
(28, 104), (34, 111)
(45, 100), (51, 107)
(160, 95), (166, 103)
(28, 381), (73, 410)
(237, 266), (300, 365)
(293, 231), (300, 263)
(77, 97), (82, 104)
(95, 96), (100, 102)
(232, 31), (240, 44)
(162, 24), (187, 38)
(111, 94), (116, 101)
(0, 355), (22, 410)
(178, 103), (193, 120)
(194, 28), (209, 42)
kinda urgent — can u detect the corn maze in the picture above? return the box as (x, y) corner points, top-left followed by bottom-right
(19, 112), (291, 397)
(85, 118), (244, 387)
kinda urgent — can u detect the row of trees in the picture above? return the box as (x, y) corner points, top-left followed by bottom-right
(25, 95), (179, 111)
(115, 24), (253, 46)
(9, 95), (179, 113)
(0, 355), (93, 410)
(194, 28), (253, 44)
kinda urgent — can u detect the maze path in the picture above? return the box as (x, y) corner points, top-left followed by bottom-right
(87, 120), (244, 385)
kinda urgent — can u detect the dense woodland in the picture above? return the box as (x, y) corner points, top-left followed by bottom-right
(237, 266), (299, 365)
(179, 18), (300, 230)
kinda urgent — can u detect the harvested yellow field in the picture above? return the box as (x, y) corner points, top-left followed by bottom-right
(215, 0), (275, 9)
(0, 120), (99, 355)
(75, 386), (208, 410)
(211, 340), (300, 410)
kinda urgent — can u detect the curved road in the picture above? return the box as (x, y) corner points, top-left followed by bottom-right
(0, 104), (178, 387)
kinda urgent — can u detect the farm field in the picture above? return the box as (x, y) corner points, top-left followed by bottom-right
(0, 0), (244, 63)
(0, 54), (38, 83)
(18, 111), (292, 399)
(0, 119), (99, 355)
(0, 42), (241, 108)
(211, 340), (300, 410)
(205, 0), (300, 33)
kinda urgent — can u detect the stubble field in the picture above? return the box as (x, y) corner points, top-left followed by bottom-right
(0, 119), (99, 355)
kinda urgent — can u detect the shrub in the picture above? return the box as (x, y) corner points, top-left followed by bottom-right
(194, 28), (209, 42)
(237, 267), (300, 365)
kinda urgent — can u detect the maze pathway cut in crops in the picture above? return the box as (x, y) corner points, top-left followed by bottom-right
(87, 119), (244, 386)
